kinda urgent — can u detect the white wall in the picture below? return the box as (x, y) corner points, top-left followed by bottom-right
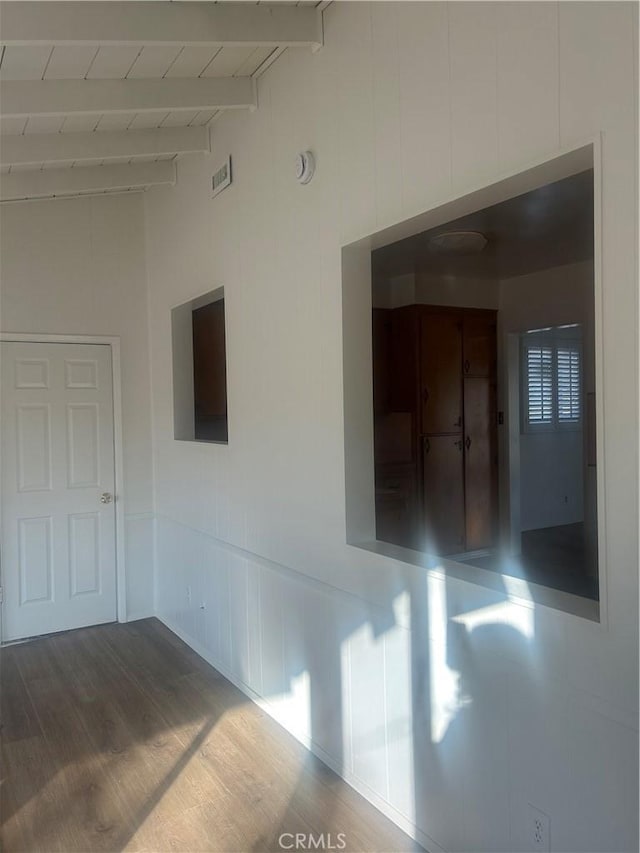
(519, 431), (584, 530)
(374, 270), (500, 310)
(144, 4), (638, 852)
(415, 270), (500, 311)
(499, 261), (593, 533)
(0, 193), (154, 620)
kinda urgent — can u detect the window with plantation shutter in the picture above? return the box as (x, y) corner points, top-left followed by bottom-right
(526, 345), (554, 424)
(521, 326), (582, 432)
(557, 347), (581, 422)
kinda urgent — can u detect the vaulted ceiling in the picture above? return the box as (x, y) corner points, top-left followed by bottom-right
(0, 1), (325, 202)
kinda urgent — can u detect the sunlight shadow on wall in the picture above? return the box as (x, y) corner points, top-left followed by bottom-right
(385, 591), (415, 823)
(451, 576), (535, 641)
(267, 669), (311, 743)
(427, 573), (469, 745)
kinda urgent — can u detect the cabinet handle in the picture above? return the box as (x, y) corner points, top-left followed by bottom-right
(464, 359), (470, 374)
(423, 388), (429, 404)
(423, 436), (430, 454)
(465, 436), (471, 450)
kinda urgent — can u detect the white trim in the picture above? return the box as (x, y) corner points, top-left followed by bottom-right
(0, 332), (128, 625)
(591, 133), (608, 628)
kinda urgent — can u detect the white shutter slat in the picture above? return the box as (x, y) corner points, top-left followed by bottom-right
(527, 346), (553, 424)
(557, 347), (581, 422)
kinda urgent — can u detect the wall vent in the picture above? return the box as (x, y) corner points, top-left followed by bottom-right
(212, 156), (232, 198)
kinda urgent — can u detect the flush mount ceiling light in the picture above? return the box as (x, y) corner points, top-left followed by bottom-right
(428, 230), (488, 254)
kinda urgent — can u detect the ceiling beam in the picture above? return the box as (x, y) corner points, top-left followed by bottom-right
(1, 126), (209, 166)
(1, 160), (175, 201)
(0, 77), (255, 118)
(0, 2), (323, 48)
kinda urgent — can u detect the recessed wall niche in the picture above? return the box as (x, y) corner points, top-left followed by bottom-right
(171, 287), (228, 444)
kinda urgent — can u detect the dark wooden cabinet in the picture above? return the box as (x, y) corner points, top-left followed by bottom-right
(375, 463), (418, 550)
(422, 434), (466, 554)
(463, 376), (496, 550)
(420, 312), (463, 434)
(373, 303), (497, 556)
(462, 314), (496, 377)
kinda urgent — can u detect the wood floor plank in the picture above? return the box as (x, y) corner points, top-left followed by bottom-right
(188, 672), (420, 853)
(0, 648), (42, 743)
(0, 619), (421, 853)
(19, 674), (134, 852)
(0, 776), (29, 853)
(48, 633), (223, 841)
(100, 620), (198, 686)
(2, 734), (65, 852)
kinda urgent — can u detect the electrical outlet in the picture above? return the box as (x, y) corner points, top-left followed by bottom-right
(528, 804), (550, 852)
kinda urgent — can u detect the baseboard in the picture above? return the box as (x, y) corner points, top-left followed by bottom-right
(157, 612), (444, 853)
(125, 610), (155, 623)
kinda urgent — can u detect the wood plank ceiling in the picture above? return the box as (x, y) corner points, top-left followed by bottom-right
(0, 1), (325, 201)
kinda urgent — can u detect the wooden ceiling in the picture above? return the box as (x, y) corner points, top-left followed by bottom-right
(373, 170), (594, 281)
(0, 1), (325, 200)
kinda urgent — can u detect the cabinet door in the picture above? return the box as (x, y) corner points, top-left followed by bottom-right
(390, 306), (419, 413)
(372, 308), (391, 416)
(464, 377), (496, 551)
(420, 313), (463, 434)
(422, 435), (465, 555)
(463, 314), (496, 377)
(375, 464), (418, 550)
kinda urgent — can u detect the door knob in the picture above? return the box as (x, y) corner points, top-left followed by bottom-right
(100, 492), (113, 504)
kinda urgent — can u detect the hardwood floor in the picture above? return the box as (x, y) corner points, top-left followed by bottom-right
(1, 619), (421, 853)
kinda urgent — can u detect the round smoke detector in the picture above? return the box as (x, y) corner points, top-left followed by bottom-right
(428, 230), (488, 254)
(295, 151), (315, 185)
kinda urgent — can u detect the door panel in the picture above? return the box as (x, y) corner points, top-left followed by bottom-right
(1, 341), (116, 641)
(18, 516), (53, 604)
(422, 435), (465, 555)
(67, 403), (100, 487)
(69, 512), (101, 597)
(420, 313), (463, 434)
(463, 314), (496, 377)
(464, 377), (496, 551)
(17, 404), (52, 492)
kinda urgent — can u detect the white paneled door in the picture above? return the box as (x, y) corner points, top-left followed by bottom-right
(0, 342), (117, 641)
